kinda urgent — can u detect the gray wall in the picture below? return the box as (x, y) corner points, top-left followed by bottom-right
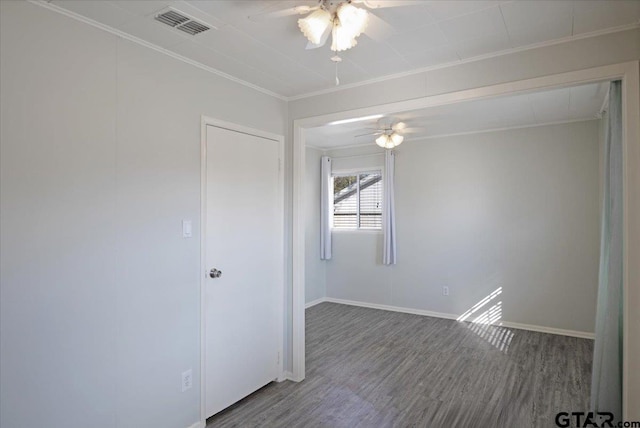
(323, 121), (601, 334)
(305, 147), (326, 303)
(2, 0), (639, 425)
(0, 2), (285, 428)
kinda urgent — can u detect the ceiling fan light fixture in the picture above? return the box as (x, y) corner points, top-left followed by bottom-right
(336, 3), (369, 40)
(390, 132), (404, 146)
(330, 2), (369, 52)
(298, 8), (332, 45)
(376, 132), (403, 149)
(331, 23), (359, 52)
(375, 134), (389, 148)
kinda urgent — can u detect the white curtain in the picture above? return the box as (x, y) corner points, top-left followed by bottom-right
(320, 156), (332, 260)
(591, 80), (622, 419)
(383, 150), (397, 265)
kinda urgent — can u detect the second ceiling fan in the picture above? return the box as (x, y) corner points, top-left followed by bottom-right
(356, 118), (425, 149)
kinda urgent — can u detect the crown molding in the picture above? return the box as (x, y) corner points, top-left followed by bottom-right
(29, 0), (288, 101)
(287, 23), (640, 101)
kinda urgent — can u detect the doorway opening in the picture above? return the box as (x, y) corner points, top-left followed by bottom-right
(292, 61), (640, 419)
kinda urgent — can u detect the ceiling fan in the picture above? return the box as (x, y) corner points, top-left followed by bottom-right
(249, 0), (423, 84)
(355, 118), (425, 149)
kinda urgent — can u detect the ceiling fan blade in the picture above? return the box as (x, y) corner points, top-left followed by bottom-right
(354, 0), (425, 9)
(391, 121), (406, 132)
(305, 25), (331, 49)
(363, 13), (394, 42)
(248, 5), (317, 22)
(400, 127), (427, 134)
(355, 131), (384, 138)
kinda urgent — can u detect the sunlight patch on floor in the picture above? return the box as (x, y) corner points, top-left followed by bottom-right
(457, 287), (514, 352)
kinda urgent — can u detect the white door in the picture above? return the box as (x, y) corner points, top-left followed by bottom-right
(205, 125), (282, 418)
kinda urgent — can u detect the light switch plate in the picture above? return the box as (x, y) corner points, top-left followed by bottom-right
(182, 220), (192, 238)
(182, 369), (192, 392)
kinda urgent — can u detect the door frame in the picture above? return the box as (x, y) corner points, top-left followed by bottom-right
(200, 116), (285, 425)
(292, 61), (640, 417)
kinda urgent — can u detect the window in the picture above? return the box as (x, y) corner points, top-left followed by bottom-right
(333, 171), (382, 230)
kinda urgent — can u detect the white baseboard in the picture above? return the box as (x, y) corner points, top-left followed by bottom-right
(320, 297), (595, 340)
(305, 297), (327, 308)
(497, 320), (595, 339)
(186, 422), (205, 428)
(324, 297), (459, 320)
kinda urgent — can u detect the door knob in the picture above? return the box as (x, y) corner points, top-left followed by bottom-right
(209, 268), (222, 279)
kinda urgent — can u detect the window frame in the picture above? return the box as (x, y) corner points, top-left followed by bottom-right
(331, 168), (383, 232)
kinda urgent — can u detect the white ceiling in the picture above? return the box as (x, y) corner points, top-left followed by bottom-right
(305, 81), (609, 149)
(50, 0), (640, 98)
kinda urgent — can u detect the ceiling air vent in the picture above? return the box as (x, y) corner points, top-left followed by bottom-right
(177, 20), (210, 36)
(154, 8), (212, 36)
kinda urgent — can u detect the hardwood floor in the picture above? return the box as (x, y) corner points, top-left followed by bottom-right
(207, 302), (592, 427)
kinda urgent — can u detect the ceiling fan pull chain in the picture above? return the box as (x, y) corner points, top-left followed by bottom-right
(331, 55), (343, 86)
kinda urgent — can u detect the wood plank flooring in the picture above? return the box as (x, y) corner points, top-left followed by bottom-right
(207, 302), (592, 427)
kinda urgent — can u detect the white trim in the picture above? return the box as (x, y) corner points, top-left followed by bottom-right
(287, 24), (640, 101)
(294, 68), (628, 129)
(29, 0), (287, 101)
(499, 320), (595, 340)
(621, 61), (640, 420)
(186, 422), (205, 428)
(202, 118), (284, 143)
(278, 371), (295, 382)
(277, 134), (286, 385)
(292, 125), (306, 383)
(305, 297), (327, 309)
(322, 297), (595, 339)
(324, 297), (458, 320)
(292, 62), (640, 416)
(27, 0), (640, 102)
(200, 116), (286, 426)
(199, 118), (207, 428)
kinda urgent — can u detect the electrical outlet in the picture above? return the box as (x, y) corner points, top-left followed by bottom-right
(182, 369), (193, 392)
(442, 286), (449, 296)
